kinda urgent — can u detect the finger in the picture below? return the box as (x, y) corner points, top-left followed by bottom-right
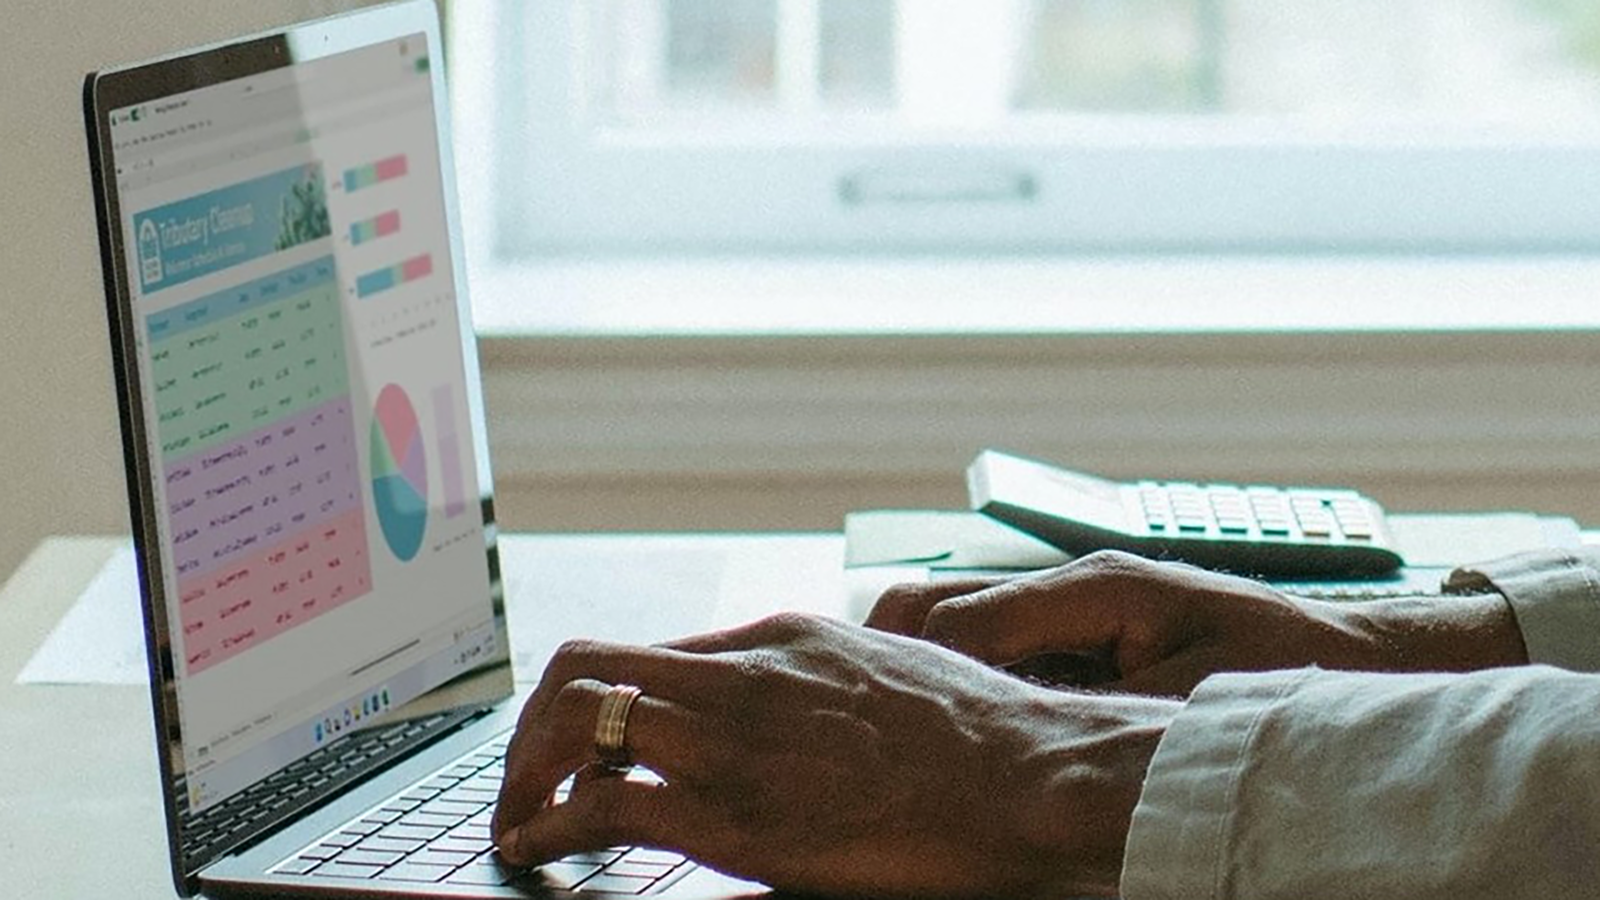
(533, 639), (734, 709)
(1095, 634), (1243, 698)
(1104, 654), (1212, 698)
(495, 680), (722, 845)
(509, 641), (735, 806)
(863, 578), (1009, 635)
(921, 552), (1174, 666)
(498, 779), (712, 868)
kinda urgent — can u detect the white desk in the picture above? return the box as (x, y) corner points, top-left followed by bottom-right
(0, 534), (912, 898)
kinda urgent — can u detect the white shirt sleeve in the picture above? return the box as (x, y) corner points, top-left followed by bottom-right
(1442, 548), (1600, 672)
(1122, 549), (1600, 900)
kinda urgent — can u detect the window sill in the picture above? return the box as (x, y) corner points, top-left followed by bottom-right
(467, 254), (1600, 337)
(463, 253), (1600, 535)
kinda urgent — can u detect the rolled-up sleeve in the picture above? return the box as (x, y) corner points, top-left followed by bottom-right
(1122, 665), (1600, 900)
(1442, 549), (1600, 672)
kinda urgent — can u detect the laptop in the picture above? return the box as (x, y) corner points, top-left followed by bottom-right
(84, 2), (763, 897)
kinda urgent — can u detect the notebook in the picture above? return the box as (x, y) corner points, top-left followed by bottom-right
(83, 2), (759, 896)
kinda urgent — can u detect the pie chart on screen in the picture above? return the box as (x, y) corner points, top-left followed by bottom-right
(371, 384), (427, 562)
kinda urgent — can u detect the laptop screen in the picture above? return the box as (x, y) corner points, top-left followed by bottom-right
(87, 2), (509, 861)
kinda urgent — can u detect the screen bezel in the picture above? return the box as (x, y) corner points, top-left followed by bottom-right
(82, 2), (511, 894)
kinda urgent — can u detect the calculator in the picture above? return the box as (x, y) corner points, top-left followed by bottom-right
(967, 450), (1404, 578)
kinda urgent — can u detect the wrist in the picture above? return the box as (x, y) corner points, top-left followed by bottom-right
(1029, 695), (1181, 897)
(1344, 592), (1529, 672)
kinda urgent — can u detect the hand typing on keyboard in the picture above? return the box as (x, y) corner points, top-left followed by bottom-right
(492, 609), (1180, 898)
(868, 550), (1528, 695)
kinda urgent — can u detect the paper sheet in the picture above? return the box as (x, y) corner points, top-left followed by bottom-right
(16, 544), (148, 685)
(502, 540), (726, 681)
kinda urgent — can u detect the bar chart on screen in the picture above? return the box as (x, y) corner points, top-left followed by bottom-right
(355, 253), (433, 299)
(349, 209), (401, 245)
(342, 153), (408, 192)
(432, 384), (468, 520)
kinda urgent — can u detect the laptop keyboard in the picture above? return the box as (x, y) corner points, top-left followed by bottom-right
(182, 714), (455, 862)
(272, 731), (693, 894)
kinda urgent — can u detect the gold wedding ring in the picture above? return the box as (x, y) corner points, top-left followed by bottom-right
(593, 683), (643, 770)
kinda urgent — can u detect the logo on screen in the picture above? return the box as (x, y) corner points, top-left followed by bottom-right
(138, 218), (164, 287)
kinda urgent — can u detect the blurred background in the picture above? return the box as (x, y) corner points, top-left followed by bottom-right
(585, 0), (1600, 122)
(5, 1), (1600, 585)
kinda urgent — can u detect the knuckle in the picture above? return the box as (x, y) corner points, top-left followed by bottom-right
(754, 611), (821, 640)
(873, 582), (925, 612)
(553, 637), (604, 662)
(1076, 549), (1152, 582)
(731, 648), (785, 690)
(549, 680), (596, 721)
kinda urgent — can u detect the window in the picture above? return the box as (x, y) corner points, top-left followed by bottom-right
(458, 1), (1600, 258)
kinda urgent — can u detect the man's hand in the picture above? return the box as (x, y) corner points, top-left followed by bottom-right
(493, 613), (1179, 898)
(868, 550), (1529, 696)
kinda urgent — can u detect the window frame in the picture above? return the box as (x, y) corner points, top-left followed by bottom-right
(459, 2), (1600, 260)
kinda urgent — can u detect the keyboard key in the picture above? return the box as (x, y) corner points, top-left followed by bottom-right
(319, 832), (363, 849)
(441, 786), (499, 805)
(335, 848), (405, 867)
(341, 820), (384, 836)
(409, 849), (476, 869)
(399, 812), (467, 829)
(429, 836), (494, 855)
(532, 861), (603, 890)
(621, 848), (687, 866)
(298, 843), (345, 861)
(606, 860), (676, 879)
(356, 836), (426, 854)
(273, 857), (322, 876)
(562, 849), (626, 866)
(362, 809), (404, 826)
(420, 799), (487, 818)
(311, 861), (383, 880)
(449, 824), (492, 843)
(447, 865), (514, 887)
(379, 823), (447, 842)
(577, 872), (658, 893)
(376, 862), (454, 884)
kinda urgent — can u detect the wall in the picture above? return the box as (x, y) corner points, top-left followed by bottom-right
(0, 0), (386, 584)
(478, 332), (1600, 536)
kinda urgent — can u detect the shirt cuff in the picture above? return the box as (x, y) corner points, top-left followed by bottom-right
(1120, 669), (1316, 900)
(1442, 549), (1600, 672)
